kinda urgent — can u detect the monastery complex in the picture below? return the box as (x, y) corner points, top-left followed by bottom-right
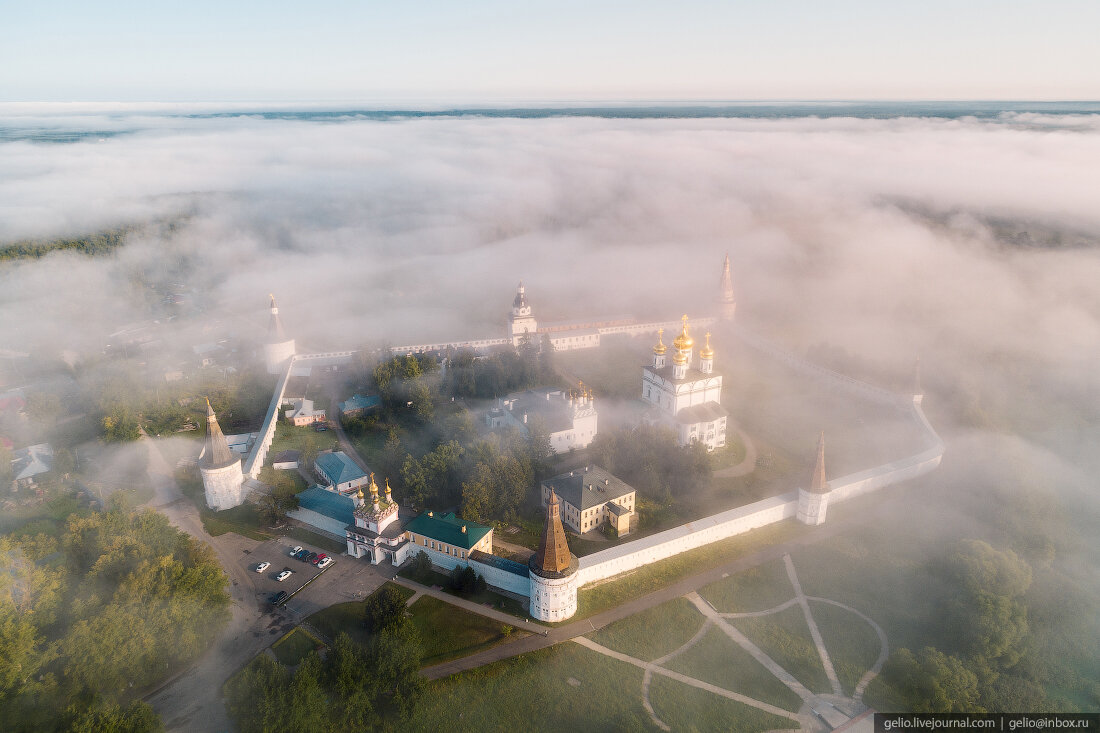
(196, 255), (944, 621)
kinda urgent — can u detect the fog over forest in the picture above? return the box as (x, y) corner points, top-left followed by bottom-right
(2, 108), (1098, 704)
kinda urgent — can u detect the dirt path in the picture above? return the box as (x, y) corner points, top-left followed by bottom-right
(713, 423), (758, 478)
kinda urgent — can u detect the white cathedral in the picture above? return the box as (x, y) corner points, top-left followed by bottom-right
(642, 316), (728, 450)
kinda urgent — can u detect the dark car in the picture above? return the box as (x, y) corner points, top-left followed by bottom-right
(305, 552), (318, 563)
(313, 424), (328, 432)
(312, 553), (327, 566)
(270, 591), (288, 605)
(294, 549), (309, 560)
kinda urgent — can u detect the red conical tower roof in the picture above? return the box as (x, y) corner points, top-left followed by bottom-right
(200, 398), (238, 470)
(534, 490), (572, 574)
(267, 294), (287, 342)
(808, 431), (829, 494)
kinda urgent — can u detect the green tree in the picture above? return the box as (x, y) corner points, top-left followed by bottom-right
(883, 647), (983, 713)
(364, 583), (410, 633)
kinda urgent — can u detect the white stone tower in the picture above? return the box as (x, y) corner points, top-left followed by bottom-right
(509, 282), (538, 347)
(528, 490), (579, 621)
(796, 432), (830, 526)
(699, 332), (715, 374)
(263, 294), (296, 374)
(719, 253), (737, 322)
(652, 328), (667, 369)
(200, 398), (245, 511)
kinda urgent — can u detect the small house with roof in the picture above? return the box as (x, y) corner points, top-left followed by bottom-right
(340, 394), (381, 417)
(314, 451), (369, 493)
(283, 398), (326, 427)
(541, 465), (636, 536)
(11, 443), (53, 489)
(486, 386), (598, 454)
(405, 511), (493, 562)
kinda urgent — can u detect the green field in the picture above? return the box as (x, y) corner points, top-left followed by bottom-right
(732, 605), (832, 695)
(697, 557), (795, 613)
(270, 628), (323, 666)
(307, 582), (416, 647)
(664, 626), (805, 713)
(410, 595), (523, 666)
(590, 597), (704, 662)
(648, 673), (797, 733)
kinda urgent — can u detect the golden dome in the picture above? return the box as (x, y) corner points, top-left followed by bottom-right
(356, 487), (364, 501)
(673, 315), (694, 350)
(700, 332), (714, 360)
(672, 350), (688, 366)
(384, 478), (392, 496)
(368, 472), (379, 496)
(653, 328), (667, 355)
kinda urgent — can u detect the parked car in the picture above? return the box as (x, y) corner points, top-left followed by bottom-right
(294, 549), (309, 560)
(313, 424), (328, 432)
(275, 570), (292, 582)
(312, 553), (327, 566)
(289, 546), (303, 556)
(255, 561), (270, 573)
(305, 552), (318, 563)
(317, 557), (333, 569)
(270, 591), (288, 604)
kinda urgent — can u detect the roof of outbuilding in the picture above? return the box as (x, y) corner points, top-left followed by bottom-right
(405, 511), (491, 550)
(298, 486), (356, 525)
(315, 452), (366, 486)
(542, 465), (635, 511)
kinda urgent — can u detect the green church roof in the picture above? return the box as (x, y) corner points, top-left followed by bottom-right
(405, 511), (491, 550)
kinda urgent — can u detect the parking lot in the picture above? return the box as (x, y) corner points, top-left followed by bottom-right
(240, 536), (392, 620)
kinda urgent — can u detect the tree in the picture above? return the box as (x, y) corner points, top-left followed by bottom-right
(460, 465), (494, 523)
(411, 550), (432, 577)
(364, 583), (410, 633)
(883, 647), (983, 713)
(944, 540), (1032, 666)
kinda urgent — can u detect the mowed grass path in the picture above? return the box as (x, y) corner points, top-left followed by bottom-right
(590, 597), (704, 662)
(647, 674), (796, 733)
(809, 600), (883, 696)
(732, 605), (832, 695)
(664, 626), (805, 713)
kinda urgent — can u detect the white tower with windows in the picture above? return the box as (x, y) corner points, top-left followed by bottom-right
(263, 294), (296, 374)
(509, 282), (538, 347)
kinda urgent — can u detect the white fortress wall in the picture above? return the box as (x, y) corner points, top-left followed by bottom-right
(576, 400), (945, 589)
(286, 507), (348, 537)
(390, 338), (510, 355)
(243, 359), (295, 478)
(469, 559), (531, 596)
(598, 317), (718, 338)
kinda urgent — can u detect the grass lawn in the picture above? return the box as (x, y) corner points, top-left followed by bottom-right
(398, 565), (528, 618)
(590, 597), (704, 662)
(732, 605), (832, 695)
(575, 520), (804, 623)
(409, 595), (524, 666)
(270, 628), (323, 666)
(307, 582), (414, 647)
(809, 600), (884, 697)
(268, 422), (337, 466)
(698, 557), (795, 613)
(708, 431), (747, 469)
(663, 626), (805, 713)
(285, 526), (346, 554)
(407, 644), (652, 732)
(200, 502), (272, 541)
(648, 673), (797, 733)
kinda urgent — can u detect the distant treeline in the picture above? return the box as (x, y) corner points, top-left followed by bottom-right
(0, 226), (135, 261)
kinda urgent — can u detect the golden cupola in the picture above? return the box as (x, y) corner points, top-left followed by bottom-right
(368, 472), (379, 498)
(700, 332), (714, 360)
(673, 315), (694, 350)
(653, 328), (667, 355)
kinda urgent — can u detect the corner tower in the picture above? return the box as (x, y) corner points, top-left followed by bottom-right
(528, 489), (579, 621)
(719, 253), (737, 322)
(509, 282), (538, 347)
(199, 398), (245, 511)
(796, 431), (830, 526)
(263, 294), (296, 374)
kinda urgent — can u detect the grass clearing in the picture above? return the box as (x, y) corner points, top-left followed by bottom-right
(271, 627), (323, 666)
(809, 600), (883, 697)
(575, 520), (804, 622)
(409, 595), (524, 666)
(307, 582), (415, 647)
(647, 673), (797, 733)
(398, 565), (529, 618)
(732, 605), (832, 695)
(698, 557), (795, 613)
(200, 502), (272, 541)
(590, 597), (705, 662)
(664, 626), (804, 713)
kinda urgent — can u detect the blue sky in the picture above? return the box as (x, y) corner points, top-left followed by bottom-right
(2, 1), (1099, 102)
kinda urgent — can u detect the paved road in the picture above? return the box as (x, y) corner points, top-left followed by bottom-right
(420, 515), (857, 680)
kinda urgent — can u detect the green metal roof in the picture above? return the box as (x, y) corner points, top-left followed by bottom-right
(405, 511), (491, 550)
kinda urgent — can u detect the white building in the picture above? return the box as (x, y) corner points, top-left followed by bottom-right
(283, 397), (326, 427)
(641, 316), (727, 450)
(508, 282), (538, 347)
(487, 387), (598, 454)
(199, 399), (246, 511)
(345, 477), (411, 565)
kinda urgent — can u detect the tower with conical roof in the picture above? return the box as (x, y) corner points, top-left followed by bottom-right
(719, 253), (737, 321)
(263, 294), (296, 374)
(199, 398), (245, 511)
(508, 282), (538, 347)
(797, 431), (830, 525)
(528, 489), (579, 621)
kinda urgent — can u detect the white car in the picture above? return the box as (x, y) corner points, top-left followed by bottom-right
(275, 570), (293, 582)
(317, 557), (333, 569)
(255, 561), (270, 573)
(289, 546), (302, 556)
